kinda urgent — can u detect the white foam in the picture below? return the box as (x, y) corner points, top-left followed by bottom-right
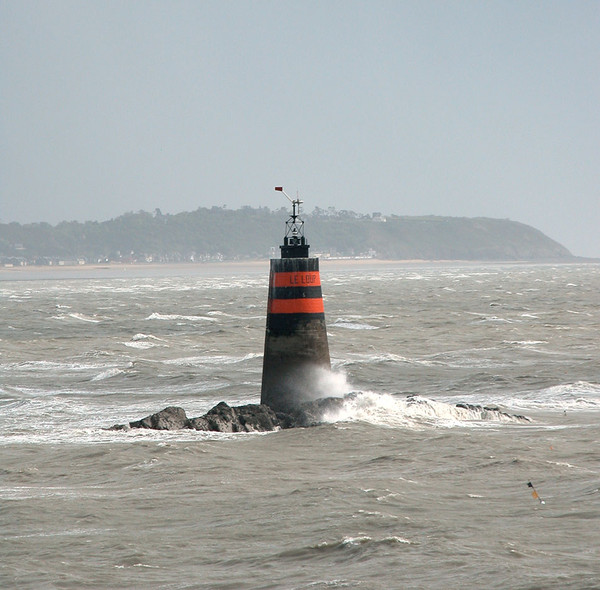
(331, 318), (379, 330)
(145, 312), (217, 322)
(320, 392), (530, 428)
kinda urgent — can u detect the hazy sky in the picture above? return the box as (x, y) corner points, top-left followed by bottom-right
(2, 1), (599, 256)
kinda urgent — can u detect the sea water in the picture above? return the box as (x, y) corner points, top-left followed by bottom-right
(1, 262), (599, 589)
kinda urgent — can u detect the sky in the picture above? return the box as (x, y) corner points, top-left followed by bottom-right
(1, 1), (599, 257)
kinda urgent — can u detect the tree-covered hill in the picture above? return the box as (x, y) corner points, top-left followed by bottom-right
(0, 206), (573, 264)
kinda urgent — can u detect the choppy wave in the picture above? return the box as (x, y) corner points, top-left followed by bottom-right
(3, 360), (100, 372)
(2, 264), (599, 590)
(434, 381), (600, 414)
(284, 534), (416, 558)
(336, 352), (440, 368)
(508, 382), (600, 411)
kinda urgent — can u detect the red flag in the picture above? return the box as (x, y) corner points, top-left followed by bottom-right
(274, 186), (283, 191)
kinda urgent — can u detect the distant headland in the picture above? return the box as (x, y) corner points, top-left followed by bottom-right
(0, 206), (582, 267)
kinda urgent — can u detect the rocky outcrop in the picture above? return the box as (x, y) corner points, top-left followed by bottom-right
(108, 395), (531, 432)
(108, 398), (348, 432)
(109, 402), (285, 433)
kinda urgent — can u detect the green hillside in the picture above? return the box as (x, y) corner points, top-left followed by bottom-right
(0, 207), (573, 264)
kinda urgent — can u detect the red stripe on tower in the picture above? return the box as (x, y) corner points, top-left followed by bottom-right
(268, 297), (325, 315)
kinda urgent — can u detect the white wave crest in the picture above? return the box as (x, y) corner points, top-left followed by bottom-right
(123, 333), (167, 349)
(52, 312), (103, 323)
(316, 535), (417, 551)
(132, 333), (166, 342)
(122, 341), (156, 349)
(163, 353), (262, 366)
(321, 392), (529, 428)
(8, 360), (99, 372)
(145, 312), (217, 322)
(91, 368), (125, 381)
(332, 318), (379, 330)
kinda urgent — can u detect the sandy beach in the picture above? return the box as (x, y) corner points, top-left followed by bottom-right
(0, 258), (463, 281)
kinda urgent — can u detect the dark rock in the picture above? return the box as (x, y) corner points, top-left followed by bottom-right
(203, 402), (283, 432)
(203, 401), (243, 432)
(125, 402), (285, 432)
(235, 403), (282, 432)
(187, 416), (211, 431)
(129, 405), (189, 430)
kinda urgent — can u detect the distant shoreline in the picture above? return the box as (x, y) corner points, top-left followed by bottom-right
(1, 257), (598, 282)
(0, 259), (425, 279)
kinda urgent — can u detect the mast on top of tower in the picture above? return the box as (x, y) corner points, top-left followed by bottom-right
(275, 186), (310, 258)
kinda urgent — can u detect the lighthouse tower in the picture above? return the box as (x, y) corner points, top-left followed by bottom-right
(260, 188), (331, 412)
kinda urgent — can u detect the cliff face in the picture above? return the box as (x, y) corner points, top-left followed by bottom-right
(0, 208), (573, 263)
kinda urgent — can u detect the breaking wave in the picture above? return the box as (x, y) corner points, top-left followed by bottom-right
(319, 392), (530, 428)
(122, 333), (168, 349)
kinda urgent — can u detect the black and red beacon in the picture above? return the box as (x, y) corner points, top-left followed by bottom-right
(260, 187), (331, 412)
